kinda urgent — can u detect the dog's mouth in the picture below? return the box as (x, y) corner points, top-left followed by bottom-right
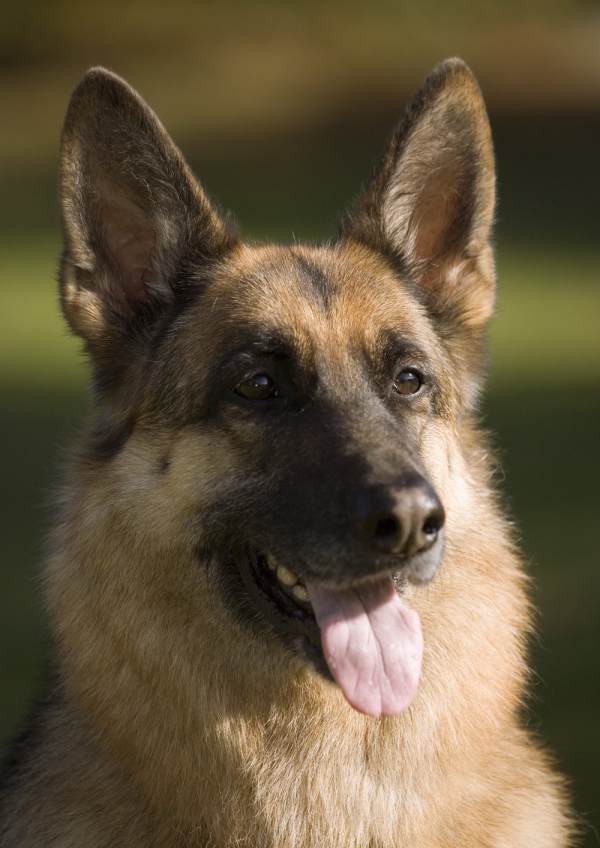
(237, 548), (323, 655)
(236, 548), (424, 717)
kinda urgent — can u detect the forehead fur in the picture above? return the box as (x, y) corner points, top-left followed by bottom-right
(182, 240), (441, 360)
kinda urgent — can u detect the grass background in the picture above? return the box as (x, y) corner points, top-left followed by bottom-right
(0, 0), (598, 841)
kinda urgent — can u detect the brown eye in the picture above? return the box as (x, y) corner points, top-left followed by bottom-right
(235, 374), (279, 400)
(394, 369), (422, 396)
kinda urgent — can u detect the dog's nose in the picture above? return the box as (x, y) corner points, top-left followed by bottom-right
(356, 475), (445, 556)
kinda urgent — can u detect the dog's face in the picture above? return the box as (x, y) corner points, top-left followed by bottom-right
(58, 60), (495, 717)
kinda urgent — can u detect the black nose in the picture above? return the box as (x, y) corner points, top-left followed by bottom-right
(357, 474), (445, 556)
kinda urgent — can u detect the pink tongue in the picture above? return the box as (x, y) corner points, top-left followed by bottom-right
(305, 575), (423, 717)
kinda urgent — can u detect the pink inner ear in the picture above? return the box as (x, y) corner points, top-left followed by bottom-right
(410, 163), (463, 266)
(102, 190), (159, 304)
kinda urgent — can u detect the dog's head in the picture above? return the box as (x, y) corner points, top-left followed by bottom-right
(58, 59), (495, 717)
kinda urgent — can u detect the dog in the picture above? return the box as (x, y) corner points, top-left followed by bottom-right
(0, 58), (572, 846)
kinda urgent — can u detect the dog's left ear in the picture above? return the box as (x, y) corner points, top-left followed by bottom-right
(341, 58), (495, 331)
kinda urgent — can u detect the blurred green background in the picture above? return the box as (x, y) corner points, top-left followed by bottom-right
(0, 0), (598, 839)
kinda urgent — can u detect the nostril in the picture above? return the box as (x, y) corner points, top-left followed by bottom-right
(373, 516), (401, 540)
(422, 515), (442, 539)
(359, 512), (403, 553)
(417, 501), (445, 552)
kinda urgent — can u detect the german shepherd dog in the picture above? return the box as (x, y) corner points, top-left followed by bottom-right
(0, 59), (572, 846)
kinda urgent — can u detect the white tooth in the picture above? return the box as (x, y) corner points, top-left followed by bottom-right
(276, 565), (298, 586)
(292, 584), (309, 603)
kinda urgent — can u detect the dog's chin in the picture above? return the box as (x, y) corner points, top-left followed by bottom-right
(234, 540), (444, 682)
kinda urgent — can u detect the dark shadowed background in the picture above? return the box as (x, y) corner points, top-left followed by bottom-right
(0, 0), (598, 840)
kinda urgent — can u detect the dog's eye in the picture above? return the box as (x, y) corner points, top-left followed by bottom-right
(393, 369), (422, 396)
(234, 374), (279, 401)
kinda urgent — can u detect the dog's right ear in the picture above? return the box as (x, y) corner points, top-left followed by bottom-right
(59, 68), (236, 358)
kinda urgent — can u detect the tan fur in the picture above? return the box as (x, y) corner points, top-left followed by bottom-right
(0, 60), (573, 847)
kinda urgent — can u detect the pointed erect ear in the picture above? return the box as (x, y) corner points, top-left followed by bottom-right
(341, 58), (496, 330)
(59, 67), (237, 353)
